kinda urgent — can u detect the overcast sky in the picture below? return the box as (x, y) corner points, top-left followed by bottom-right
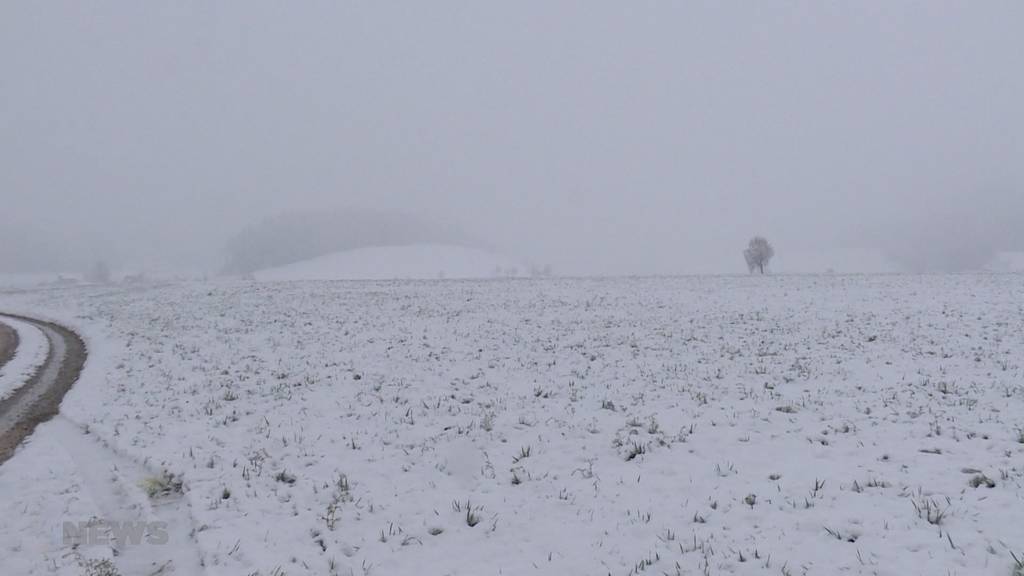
(2, 2), (1022, 275)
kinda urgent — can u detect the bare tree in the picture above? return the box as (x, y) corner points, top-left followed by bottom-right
(743, 237), (774, 274)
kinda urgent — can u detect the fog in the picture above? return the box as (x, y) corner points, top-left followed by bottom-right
(2, 2), (1022, 276)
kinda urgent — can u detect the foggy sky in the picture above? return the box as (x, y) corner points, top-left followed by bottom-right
(2, 2), (1022, 275)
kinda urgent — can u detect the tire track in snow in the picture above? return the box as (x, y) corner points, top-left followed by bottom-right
(51, 416), (207, 575)
(0, 318), (49, 402)
(0, 313), (206, 574)
(0, 313), (85, 465)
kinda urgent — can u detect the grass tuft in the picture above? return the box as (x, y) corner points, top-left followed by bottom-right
(912, 496), (950, 525)
(968, 474), (996, 489)
(139, 471), (183, 499)
(1010, 550), (1023, 576)
(625, 441), (646, 461)
(82, 559), (121, 576)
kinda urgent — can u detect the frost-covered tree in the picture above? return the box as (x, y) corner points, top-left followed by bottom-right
(743, 237), (774, 274)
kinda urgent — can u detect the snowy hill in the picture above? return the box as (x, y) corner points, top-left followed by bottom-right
(253, 244), (526, 281)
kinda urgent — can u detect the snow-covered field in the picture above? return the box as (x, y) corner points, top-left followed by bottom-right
(1, 275), (1023, 576)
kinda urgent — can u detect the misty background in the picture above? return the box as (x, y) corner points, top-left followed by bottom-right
(2, 2), (1022, 276)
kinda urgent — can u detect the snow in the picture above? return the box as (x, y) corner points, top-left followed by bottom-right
(0, 423), (103, 576)
(0, 317), (48, 401)
(0, 415), (205, 575)
(254, 243), (528, 281)
(1, 275), (1023, 576)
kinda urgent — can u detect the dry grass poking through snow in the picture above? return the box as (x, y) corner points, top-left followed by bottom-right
(6, 275), (1024, 575)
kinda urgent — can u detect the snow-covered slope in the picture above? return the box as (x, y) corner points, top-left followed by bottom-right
(254, 244), (526, 281)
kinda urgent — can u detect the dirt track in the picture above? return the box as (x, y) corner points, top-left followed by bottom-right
(0, 320), (17, 371)
(0, 314), (86, 465)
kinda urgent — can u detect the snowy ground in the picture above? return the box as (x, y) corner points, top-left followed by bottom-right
(0, 316), (48, 401)
(1, 275), (1023, 576)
